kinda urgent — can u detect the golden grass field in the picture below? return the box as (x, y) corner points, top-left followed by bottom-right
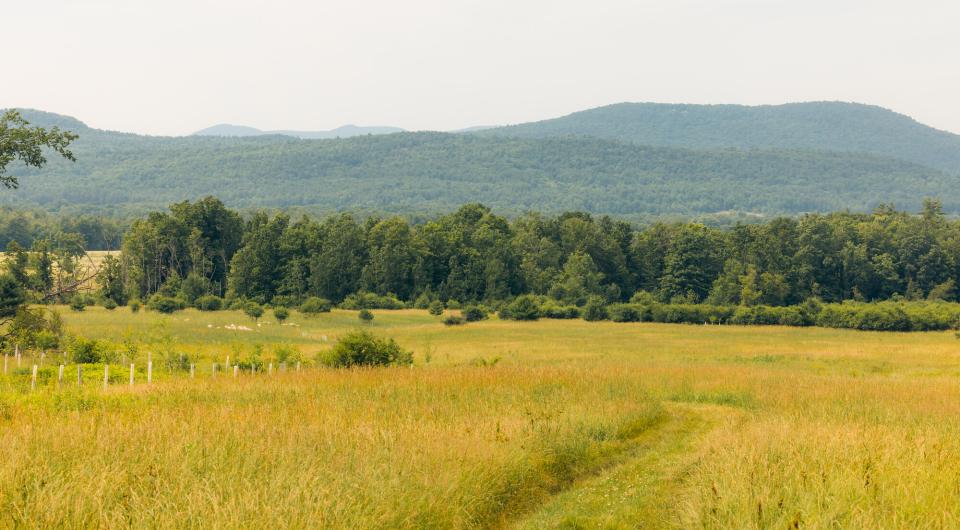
(3, 307), (960, 528)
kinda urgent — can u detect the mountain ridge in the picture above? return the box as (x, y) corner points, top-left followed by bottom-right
(193, 123), (405, 139)
(5, 102), (960, 218)
(478, 101), (960, 173)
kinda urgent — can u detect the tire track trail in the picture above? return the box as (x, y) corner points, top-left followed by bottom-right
(508, 403), (738, 529)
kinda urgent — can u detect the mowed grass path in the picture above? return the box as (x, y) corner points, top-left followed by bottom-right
(1, 307), (959, 527)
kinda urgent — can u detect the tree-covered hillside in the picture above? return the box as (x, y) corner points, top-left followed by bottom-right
(481, 102), (960, 173)
(5, 110), (954, 218)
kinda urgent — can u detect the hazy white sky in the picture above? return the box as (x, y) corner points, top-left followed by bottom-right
(6, 0), (960, 136)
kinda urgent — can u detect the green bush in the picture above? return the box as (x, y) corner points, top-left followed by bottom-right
(358, 309), (374, 322)
(244, 302), (264, 320)
(147, 295), (184, 314)
(413, 293), (432, 309)
(461, 305), (488, 322)
(102, 299), (118, 310)
(269, 295), (298, 308)
(300, 297), (333, 314)
(195, 295), (223, 311)
(340, 292), (404, 310)
(427, 300), (445, 316)
(129, 300), (141, 313)
(443, 315), (465, 326)
(69, 296), (86, 312)
(607, 303), (643, 322)
(68, 337), (105, 363)
(324, 330), (412, 367)
(541, 303), (580, 319)
(446, 299), (461, 310)
(500, 295), (541, 321)
(582, 296), (608, 321)
(274, 345), (302, 364)
(274, 306), (290, 323)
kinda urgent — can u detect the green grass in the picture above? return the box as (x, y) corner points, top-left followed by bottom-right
(2, 306), (960, 527)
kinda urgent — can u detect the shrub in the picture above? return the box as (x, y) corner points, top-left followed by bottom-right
(227, 298), (246, 311)
(428, 300), (445, 316)
(446, 299), (461, 309)
(68, 337), (104, 363)
(541, 303), (580, 319)
(129, 300), (141, 313)
(443, 315), (465, 326)
(195, 295), (223, 311)
(102, 299), (118, 310)
(147, 295), (183, 314)
(244, 302), (264, 320)
(582, 296), (609, 321)
(275, 345), (302, 364)
(300, 297), (333, 314)
(340, 292), (404, 310)
(500, 295), (541, 321)
(413, 293), (432, 309)
(629, 290), (658, 305)
(358, 309), (374, 322)
(607, 303), (642, 322)
(730, 306), (781, 326)
(274, 306), (290, 323)
(324, 330), (412, 367)
(270, 295), (298, 308)
(462, 305), (488, 322)
(69, 296), (86, 312)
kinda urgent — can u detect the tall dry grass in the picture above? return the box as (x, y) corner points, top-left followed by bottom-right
(0, 365), (661, 528)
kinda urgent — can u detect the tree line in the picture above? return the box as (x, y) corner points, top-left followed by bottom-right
(101, 197), (960, 309)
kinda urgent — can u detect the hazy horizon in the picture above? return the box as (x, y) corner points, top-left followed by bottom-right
(7, 0), (960, 136)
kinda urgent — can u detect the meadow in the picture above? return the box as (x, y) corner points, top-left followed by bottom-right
(3, 307), (960, 528)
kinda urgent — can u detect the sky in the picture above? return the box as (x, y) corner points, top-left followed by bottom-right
(6, 0), (960, 136)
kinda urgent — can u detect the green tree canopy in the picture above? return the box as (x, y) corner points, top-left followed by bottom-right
(1, 110), (76, 189)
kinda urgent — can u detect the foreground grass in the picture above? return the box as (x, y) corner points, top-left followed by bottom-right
(0, 365), (663, 528)
(2, 307), (960, 527)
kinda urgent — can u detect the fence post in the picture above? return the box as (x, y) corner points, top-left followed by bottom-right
(103, 364), (109, 390)
(31, 365), (38, 391)
(296, 361), (301, 372)
(233, 365), (238, 378)
(130, 364), (135, 386)
(147, 360), (153, 385)
(190, 363), (195, 378)
(226, 355), (230, 370)
(77, 365), (82, 386)
(58, 364), (64, 385)
(3, 354), (6, 375)
(268, 363), (273, 375)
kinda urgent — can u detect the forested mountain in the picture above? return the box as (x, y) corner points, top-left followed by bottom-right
(193, 123), (405, 139)
(480, 102), (960, 173)
(6, 109), (956, 218)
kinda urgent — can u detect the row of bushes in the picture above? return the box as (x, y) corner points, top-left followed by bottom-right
(497, 295), (960, 332)
(75, 288), (960, 332)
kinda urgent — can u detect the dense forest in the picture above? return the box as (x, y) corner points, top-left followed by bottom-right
(5, 109), (958, 218)
(102, 197), (960, 307)
(481, 101), (960, 173)
(9, 197), (960, 332)
(0, 207), (126, 251)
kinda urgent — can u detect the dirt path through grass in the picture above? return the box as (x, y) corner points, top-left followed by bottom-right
(509, 403), (738, 529)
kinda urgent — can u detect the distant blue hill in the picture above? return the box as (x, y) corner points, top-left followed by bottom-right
(193, 123), (404, 139)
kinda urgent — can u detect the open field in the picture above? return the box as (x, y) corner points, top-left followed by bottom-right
(3, 308), (960, 527)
